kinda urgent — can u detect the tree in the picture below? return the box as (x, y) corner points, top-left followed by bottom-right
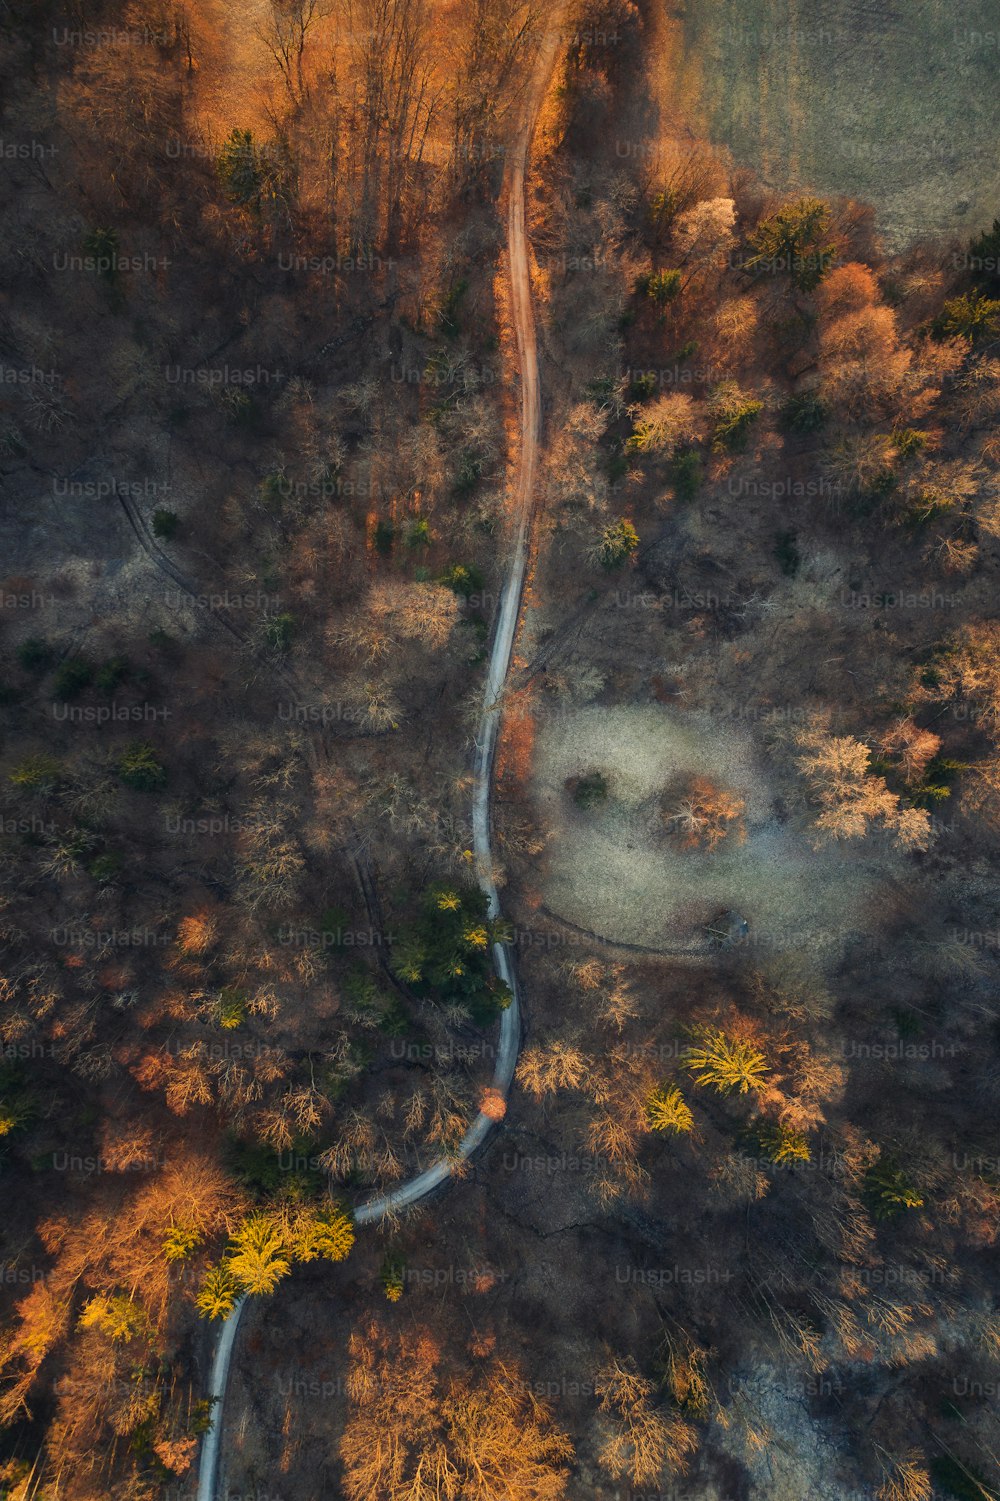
(594, 1357), (697, 1486)
(708, 381), (763, 451)
(645, 1085), (693, 1135)
(226, 1211), (291, 1294)
(794, 720), (932, 850)
(813, 260), (880, 319)
(864, 1159), (924, 1221)
(339, 0), (438, 249)
(879, 720), (942, 786)
(341, 1323), (573, 1500)
(287, 1202), (355, 1262)
(673, 197), (736, 266)
(744, 197), (836, 292)
(118, 742), (166, 792)
(664, 775), (746, 851)
(753, 1121), (811, 1165)
(933, 291), (1000, 344)
(626, 393), (700, 456)
(876, 1450), (933, 1501)
(196, 1262), (240, 1320)
(447, 0), (539, 189)
(78, 1294), (150, 1344)
(684, 1029), (768, 1095)
(517, 1041), (591, 1099)
(256, 0), (326, 105)
(594, 518), (639, 569)
(819, 304), (912, 416)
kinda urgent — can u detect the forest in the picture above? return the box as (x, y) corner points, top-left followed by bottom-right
(1, 1), (999, 1499)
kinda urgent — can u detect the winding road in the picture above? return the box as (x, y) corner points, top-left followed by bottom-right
(196, 26), (561, 1501)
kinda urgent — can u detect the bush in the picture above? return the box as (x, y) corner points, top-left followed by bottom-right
(118, 742), (166, 792)
(439, 278), (468, 338)
(264, 613), (295, 651)
(966, 217), (1000, 294)
(17, 637), (53, 672)
(670, 450), (702, 501)
(636, 268), (682, 308)
(95, 657), (128, 694)
(780, 390), (827, 433)
(82, 227), (120, 282)
(569, 770), (608, 809)
(152, 508), (179, 539)
(53, 656), (92, 700)
(775, 531), (800, 576)
(439, 563), (484, 599)
(9, 754), (61, 792)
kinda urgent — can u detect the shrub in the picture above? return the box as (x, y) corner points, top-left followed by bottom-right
(9, 754), (61, 792)
(264, 613), (295, 651)
(439, 563), (484, 599)
(17, 638), (52, 672)
(53, 656), (93, 700)
(118, 742), (166, 792)
(82, 227), (120, 282)
(670, 450), (702, 501)
(780, 390), (827, 433)
(152, 508), (179, 539)
(967, 217), (1000, 294)
(569, 770), (608, 809)
(95, 656), (128, 694)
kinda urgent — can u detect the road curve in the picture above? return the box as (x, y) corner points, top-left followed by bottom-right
(196, 28), (561, 1501)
